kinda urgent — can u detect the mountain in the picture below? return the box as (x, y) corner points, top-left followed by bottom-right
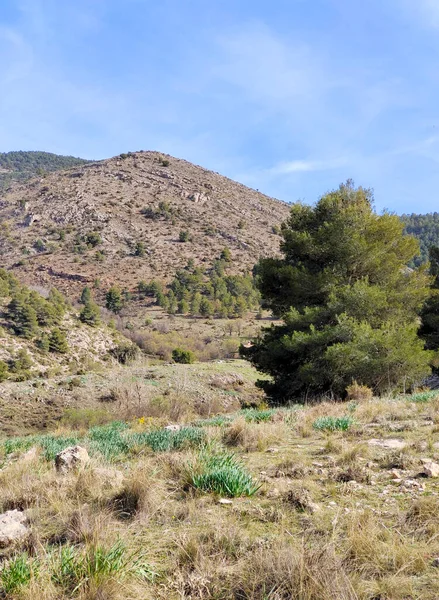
(0, 151), (290, 300)
(401, 212), (439, 266)
(0, 151), (91, 189)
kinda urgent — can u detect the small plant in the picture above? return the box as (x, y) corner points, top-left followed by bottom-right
(0, 553), (35, 594)
(189, 449), (260, 497)
(241, 408), (275, 423)
(312, 416), (353, 432)
(130, 427), (205, 453)
(179, 230), (190, 242)
(172, 348), (195, 364)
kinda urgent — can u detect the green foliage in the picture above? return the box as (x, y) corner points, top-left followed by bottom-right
(8, 295), (38, 338)
(189, 449), (260, 497)
(172, 347), (195, 364)
(405, 390), (439, 403)
(143, 256), (260, 319)
(9, 349), (33, 373)
(312, 416), (353, 431)
(85, 231), (102, 248)
(401, 212), (439, 266)
(241, 408), (275, 423)
(48, 328), (69, 354)
(179, 230), (190, 242)
(80, 286), (91, 304)
(106, 286), (123, 313)
(243, 181), (432, 401)
(0, 553), (35, 594)
(134, 241), (146, 257)
(131, 427), (205, 453)
(110, 343), (138, 364)
(79, 301), (101, 327)
(0, 360), (9, 382)
(0, 150), (90, 189)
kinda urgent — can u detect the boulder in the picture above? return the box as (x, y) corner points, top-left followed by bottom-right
(55, 445), (90, 474)
(423, 461), (439, 478)
(0, 510), (29, 548)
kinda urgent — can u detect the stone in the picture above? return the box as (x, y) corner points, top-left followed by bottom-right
(265, 447), (279, 453)
(423, 461), (439, 478)
(368, 438), (406, 450)
(0, 510), (29, 548)
(218, 498), (233, 505)
(432, 557), (439, 568)
(55, 445), (90, 474)
(93, 468), (125, 490)
(164, 425), (181, 432)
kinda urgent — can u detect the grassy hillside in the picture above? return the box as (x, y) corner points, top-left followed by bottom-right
(0, 151), (90, 189)
(0, 384), (439, 598)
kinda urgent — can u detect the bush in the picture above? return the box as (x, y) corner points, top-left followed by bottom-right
(79, 301), (101, 326)
(48, 328), (69, 353)
(172, 348), (195, 364)
(110, 343), (139, 364)
(346, 381), (373, 401)
(179, 230), (190, 242)
(0, 360), (9, 382)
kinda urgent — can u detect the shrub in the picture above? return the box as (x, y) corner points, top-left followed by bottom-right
(179, 230), (190, 242)
(312, 416), (353, 432)
(79, 301), (101, 327)
(0, 360), (9, 382)
(0, 553), (35, 594)
(172, 348), (195, 364)
(105, 286), (123, 313)
(110, 343), (139, 365)
(346, 381), (373, 401)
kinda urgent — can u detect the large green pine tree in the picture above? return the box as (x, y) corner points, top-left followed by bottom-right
(242, 182), (432, 401)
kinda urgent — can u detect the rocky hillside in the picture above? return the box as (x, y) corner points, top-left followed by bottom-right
(0, 151), (290, 299)
(0, 151), (90, 189)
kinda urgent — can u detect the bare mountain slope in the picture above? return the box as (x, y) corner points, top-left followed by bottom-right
(0, 151), (290, 298)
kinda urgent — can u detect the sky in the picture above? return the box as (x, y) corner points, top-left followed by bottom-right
(1, 0), (439, 213)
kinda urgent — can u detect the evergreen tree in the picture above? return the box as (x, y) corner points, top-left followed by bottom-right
(79, 301), (101, 327)
(80, 286), (91, 305)
(199, 297), (214, 317)
(419, 246), (439, 360)
(190, 292), (202, 316)
(48, 328), (69, 354)
(8, 295), (38, 339)
(105, 286), (123, 313)
(242, 181), (432, 401)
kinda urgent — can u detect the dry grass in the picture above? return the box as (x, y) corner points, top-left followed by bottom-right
(2, 386), (439, 598)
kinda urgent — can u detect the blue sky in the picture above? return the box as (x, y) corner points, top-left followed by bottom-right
(1, 0), (439, 213)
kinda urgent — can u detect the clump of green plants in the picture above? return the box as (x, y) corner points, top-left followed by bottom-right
(130, 427), (205, 453)
(241, 408), (275, 423)
(0, 553), (35, 595)
(405, 390), (439, 403)
(188, 448), (260, 497)
(193, 415), (235, 427)
(312, 416), (353, 432)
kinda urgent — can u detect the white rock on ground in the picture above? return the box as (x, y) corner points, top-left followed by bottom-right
(423, 461), (439, 478)
(55, 445), (90, 474)
(0, 510), (29, 548)
(368, 438), (406, 450)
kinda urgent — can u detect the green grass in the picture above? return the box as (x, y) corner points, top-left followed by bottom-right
(193, 415), (235, 427)
(189, 449), (260, 497)
(52, 541), (155, 593)
(312, 416), (353, 432)
(240, 408), (276, 423)
(1, 422), (205, 464)
(405, 390), (439, 403)
(0, 553), (35, 594)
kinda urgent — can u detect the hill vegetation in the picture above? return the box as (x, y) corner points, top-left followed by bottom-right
(0, 151), (90, 190)
(401, 212), (439, 266)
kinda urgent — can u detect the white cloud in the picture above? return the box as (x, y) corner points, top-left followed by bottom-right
(271, 157), (349, 174)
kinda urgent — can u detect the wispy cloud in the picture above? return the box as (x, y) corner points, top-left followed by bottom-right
(270, 157), (349, 174)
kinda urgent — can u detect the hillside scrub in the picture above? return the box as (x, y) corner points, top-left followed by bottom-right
(242, 181), (433, 402)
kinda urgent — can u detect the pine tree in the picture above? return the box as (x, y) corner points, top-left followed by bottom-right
(80, 286), (91, 305)
(8, 295), (38, 339)
(79, 301), (101, 327)
(242, 181), (432, 401)
(48, 328), (69, 354)
(105, 286), (123, 313)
